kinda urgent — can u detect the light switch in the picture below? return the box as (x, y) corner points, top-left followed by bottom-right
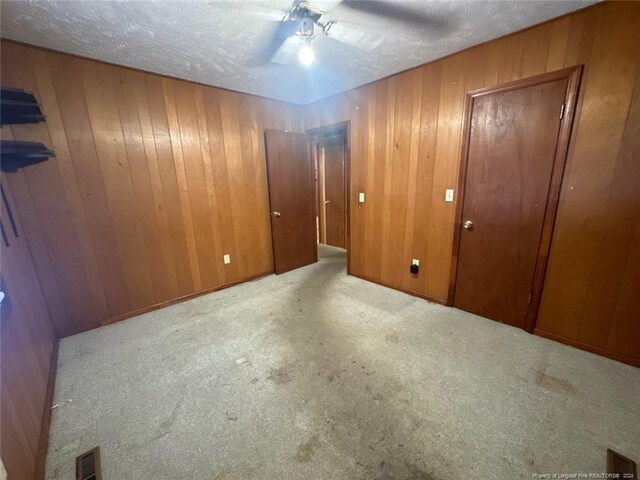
(358, 192), (365, 203)
(445, 189), (455, 202)
(223, 254), (231, 264)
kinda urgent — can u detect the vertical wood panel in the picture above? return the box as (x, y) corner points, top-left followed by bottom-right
(1, 125), (67, 328)
(193, 86), (227, 285)
(30, 49), (110, 321)
(410, 62), (441, 296)
(47, 53), (133, 321)
(83, 62), (156, 310)
(353, 90), (367, 275)
(537, 2), (640, 343)
(174, 80), (218, 290)
(132, 72), (182, 300)
(237, 94), (268, 275)
(219, 91), (251, 279)
(546, 16), (572, 71)
(520, 24), (552, 78)
(576, 65), (640, 349)
(144, 75), (195, 298)
(162, 78), (204, 292)
(202, 88), (241, 283)
(379, 78), (397, 282)
(116, 69), (172, 303)
(427, 53), (466, 300)
(2, 46), (98, 335)
(370, 82), (389, 280)
(400, 69), (424, 291)
(496, 32), (526, 84)
(606, 217), (640, 358)
(363, 86), (377, 276)
(385, 72), (412, 286)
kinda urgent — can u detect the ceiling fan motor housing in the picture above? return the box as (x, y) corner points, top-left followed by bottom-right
(292, 1), (326, 21)
(299, 17), (315, 38)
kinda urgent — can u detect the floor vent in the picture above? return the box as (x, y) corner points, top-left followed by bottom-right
(608, 449), (637, 477)
(76, 447), (102, 480)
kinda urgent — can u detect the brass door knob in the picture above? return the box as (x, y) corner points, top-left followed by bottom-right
(463, 220), (473, 230)
(272, 211), (281, 217)
(324, 200), (331, 204)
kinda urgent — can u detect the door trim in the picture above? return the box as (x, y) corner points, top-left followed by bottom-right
(447, 66), (583, 333)
(306, 121), (352, 275)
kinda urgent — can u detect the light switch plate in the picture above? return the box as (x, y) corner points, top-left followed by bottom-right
(223, 254), (231, 264)
(358, 192), (365, 203)
(412, 259), (420, 266)
(445, 189), (455, 202)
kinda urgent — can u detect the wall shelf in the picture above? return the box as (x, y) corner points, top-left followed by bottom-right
(0, 140), (55, 172)
(1, 86), (46, 125)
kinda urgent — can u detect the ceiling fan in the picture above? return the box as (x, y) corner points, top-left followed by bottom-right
(252, 0), (448, 67)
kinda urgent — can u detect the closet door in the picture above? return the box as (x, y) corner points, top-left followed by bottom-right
(453, 76), (571, 329)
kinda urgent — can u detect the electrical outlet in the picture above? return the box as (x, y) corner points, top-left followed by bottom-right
(223, 254), (231, 265)
(410, 259), (420, 275)
(445, 189), (455, 202)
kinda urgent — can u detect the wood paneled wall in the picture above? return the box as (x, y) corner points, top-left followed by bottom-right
(304, 1), (640, 365)
(1, 182), (57, 480)
(0, 41), (304, 337)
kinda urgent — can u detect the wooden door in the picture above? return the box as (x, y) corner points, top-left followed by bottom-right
(453, 78), (570, 329)
(1, 181), (57, 480)
(264, 129), (317, 274)
(322, 137), (346, 248)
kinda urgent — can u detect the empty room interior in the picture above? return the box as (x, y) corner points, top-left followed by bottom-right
(1, 1), (639, 479)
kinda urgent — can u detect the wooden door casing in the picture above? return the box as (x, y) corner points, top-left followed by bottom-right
(322, 136), (347, 249)
(450, 67), (582, 330)
(264, 129), (317, 274)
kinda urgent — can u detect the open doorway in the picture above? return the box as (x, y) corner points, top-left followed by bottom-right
(308, 122), (350, 272)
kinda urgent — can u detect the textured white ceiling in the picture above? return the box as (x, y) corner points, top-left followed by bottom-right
(1, 1), (596, 105)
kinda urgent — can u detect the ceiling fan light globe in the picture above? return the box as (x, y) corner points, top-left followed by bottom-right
(298, 44), (315, 66)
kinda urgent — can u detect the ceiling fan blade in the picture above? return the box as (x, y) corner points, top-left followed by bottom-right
(323, 20), (385, 51)
(339, 0), (449, 31)
(309, 0), (342, 12)
(270, 36), (305, 66)
(250, 20), (299, 66)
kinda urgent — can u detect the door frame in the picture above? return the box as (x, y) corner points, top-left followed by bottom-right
(447, 66), (583, 333)
(306, 121), (352, 275)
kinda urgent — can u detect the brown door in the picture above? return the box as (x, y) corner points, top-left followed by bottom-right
(1, 181), (57, 480)
(264, 129), (317, 274)
(322, 137), (346, 248)
(453, 78), (569, 328)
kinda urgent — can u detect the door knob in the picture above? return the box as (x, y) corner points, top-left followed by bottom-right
(272, 211), (281, 217)
(463, 220), (473, 230)
(324, 200), (331, 204)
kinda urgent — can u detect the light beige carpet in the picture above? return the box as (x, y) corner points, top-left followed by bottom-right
(46, 244), (640, 480)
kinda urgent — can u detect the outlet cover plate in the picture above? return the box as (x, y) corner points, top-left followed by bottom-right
(445, 189), (455, 202)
